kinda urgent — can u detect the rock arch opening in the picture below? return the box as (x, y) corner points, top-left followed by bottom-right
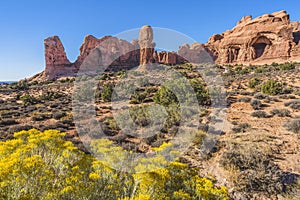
(293, 32), (300, 45)
(251, 36), (271, 59)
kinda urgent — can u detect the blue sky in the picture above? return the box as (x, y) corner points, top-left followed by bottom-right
(0, 0), (299, 80)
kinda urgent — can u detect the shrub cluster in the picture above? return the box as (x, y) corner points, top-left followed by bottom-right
(0, 129), (229, 200)
(261, 80), (283, 95)
(284, 119), (300, 134)
(270, 109), (291, 117)
(248, 78), (262, 89)
(251, 110), (268, 118)
(232, 123), (251, 133)
(285, 100), (300, 110)
(101, 83), (114, 102)
(221, 145), (285, 195)
(250, 99), (262, 110)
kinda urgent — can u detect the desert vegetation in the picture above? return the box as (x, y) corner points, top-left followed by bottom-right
(0, 129), (228, 200)
(1, 62), (300, 199)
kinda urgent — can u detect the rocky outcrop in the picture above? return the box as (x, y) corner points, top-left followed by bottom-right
(42, 11), (300, 80)
(155, 51), (186, 64)
(137, 25), (187, 65)
(74, 35), (101, 68)
(291, 21), (300, 59)
(46, 29), (185, 80)
(96, 36), (140, 69)
(138, 25), (156, 65)
(44, 36), (74, 80)
(44, 35), (141, 79)
(205, 10), (300, 65)
(178, 43), (213, 64)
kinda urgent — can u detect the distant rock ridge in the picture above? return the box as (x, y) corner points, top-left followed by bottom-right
(43, 26), (188, 80)
(41, 10), (300, 80)
(43, 35), (141, 80)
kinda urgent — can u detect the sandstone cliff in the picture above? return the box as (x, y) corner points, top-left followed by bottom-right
(44, 36), (74, 79)
(41, 11), (300, 80)
(43, 35), (141, 80)
(205, 10), (300, 65)
(43, 25), (186, 80)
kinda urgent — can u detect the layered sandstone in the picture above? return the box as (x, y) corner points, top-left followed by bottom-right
(205, 10), (300, 65)
(43, 25), (186, 80)
(138, 25), (186, 65)
(44, 35), (141, 79)
(44, 36), (74, 79)
(42, 11), (300, 80)
(138, 25), (156, 65)
(178, 43), (213, 64)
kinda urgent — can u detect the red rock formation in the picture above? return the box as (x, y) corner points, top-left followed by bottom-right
(205, 10), (300, 65)
(43, 35), (141, 79)
(156, 51), (185, 65)
(41, 12), (300, 80)
(96, 36), (140, 69)
(139, 25), (156, 65)
(75, 35), (101, 68)
(291, 21), (300, 59)
(44, 36), (74, 79)
(178, 43), (213, 64)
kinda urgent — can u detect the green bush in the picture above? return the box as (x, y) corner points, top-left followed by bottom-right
(255, 67), (267, 73)
(248, 78), (262, 89)
(59, 77), (75, 83)
(153, 86), (178, 107)
(261, 80), (283, 95)
(39, 91), (63, 101)
(20, 94), (40, 105)
(279, 62), (295, 71)
(189, 78), (209, 104)
(130, 90), (147, 104)
(10, 80), (29, 90)
(101, 83), (114, 102)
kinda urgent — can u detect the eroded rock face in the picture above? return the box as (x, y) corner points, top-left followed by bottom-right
(139, 25), (156, 65)
(42, 12), (300, 81)
(44, 35), (141, 79)
(44, 36), (74, 79)
(178, 43), (213, 64)
(206, 10), (300, 64)
(96, 36), (140, 69)
(75, 35), (101, 68)
(291, 21), (300, 59)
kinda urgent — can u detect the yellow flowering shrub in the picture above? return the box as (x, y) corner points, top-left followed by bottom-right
(0, 129), (229, 200)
